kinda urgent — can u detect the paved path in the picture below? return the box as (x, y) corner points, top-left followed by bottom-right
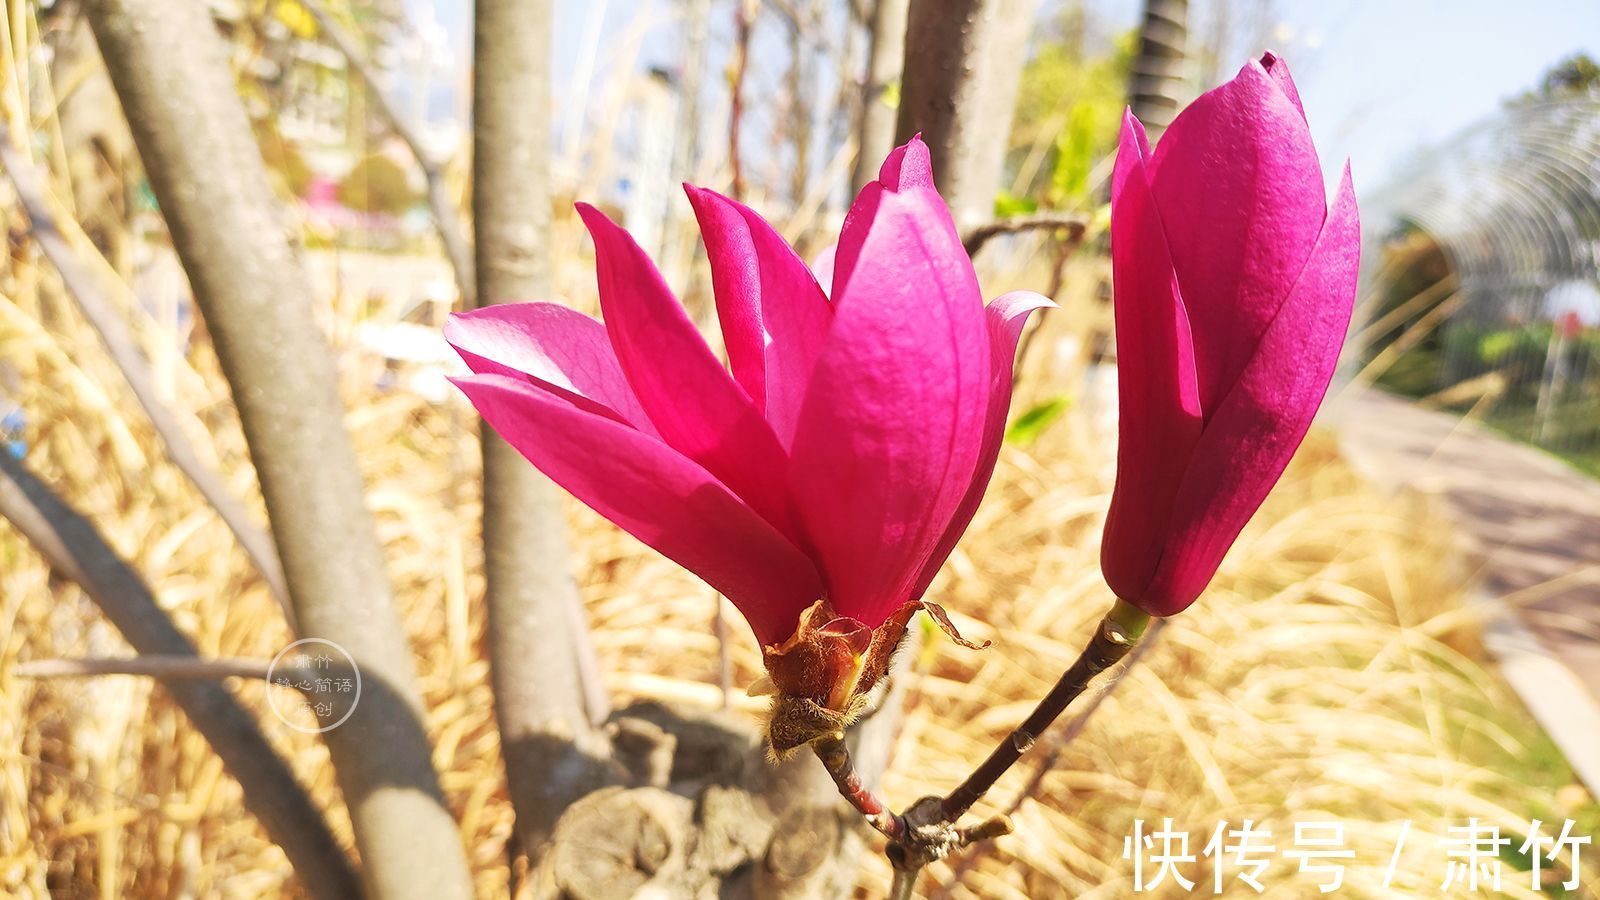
(1329, 389), (1600, 789)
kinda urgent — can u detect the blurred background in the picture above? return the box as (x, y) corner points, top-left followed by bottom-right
(1, 0), (1598, 897)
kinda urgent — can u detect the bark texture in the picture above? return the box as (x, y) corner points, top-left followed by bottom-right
(895, 0), (1042, 227)
(82, 2), (473, 897)
(472, 0), (614, 850)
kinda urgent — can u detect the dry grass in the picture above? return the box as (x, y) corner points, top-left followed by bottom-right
(3, 5), (1597, 899)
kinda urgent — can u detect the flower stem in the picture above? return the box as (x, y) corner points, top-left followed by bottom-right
(811, 732), (906, 840)
(940, 598), (1150, 821)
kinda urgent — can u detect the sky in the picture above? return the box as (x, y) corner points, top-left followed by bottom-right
(401, 0), (1600, 196)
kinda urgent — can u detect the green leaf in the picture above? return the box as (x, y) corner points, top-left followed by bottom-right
(1005, 395), (1072, 445)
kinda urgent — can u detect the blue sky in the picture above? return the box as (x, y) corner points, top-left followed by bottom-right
(403, 0), (1599, 194)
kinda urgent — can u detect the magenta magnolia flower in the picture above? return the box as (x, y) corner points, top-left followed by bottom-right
(448, 137), (1049, 750)
(1101, 52), (1360, 617)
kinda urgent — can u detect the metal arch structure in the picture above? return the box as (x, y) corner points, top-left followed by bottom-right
(1359, 94), (1600, 462)
(1365, 96), (1600, 325)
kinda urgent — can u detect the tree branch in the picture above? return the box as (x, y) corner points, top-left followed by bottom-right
(300, 0), (476, 307)
(0, 121), (291, 623)
(0, 453), (358, 900)
(819, 600), (1152, 894)
(81, 1), (474, 895)
(961, 211), (1088, 257)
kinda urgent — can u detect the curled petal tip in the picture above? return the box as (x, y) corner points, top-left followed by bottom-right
(879, 136), (934, 191)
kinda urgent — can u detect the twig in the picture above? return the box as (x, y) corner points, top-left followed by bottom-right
(300, 0), (476, 306)
(941, 599), (1150, 821)
(728, 0), (756, 199)
(936, 618), (1169, 894)
(13, 654), (359, 683)
(961, 212), (1089, 257)
(1011, 224), (1087, 387)
(0, 452), (359, 899)
(16, 656), (274, 680)
(812, 732), (905, 840)
(820, 599), (1152, 895)
(0, 121), (292, 622)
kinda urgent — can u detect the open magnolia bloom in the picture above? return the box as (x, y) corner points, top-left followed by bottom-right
(1102, 52), (1361, 617)
(449, 138), (1051, 754)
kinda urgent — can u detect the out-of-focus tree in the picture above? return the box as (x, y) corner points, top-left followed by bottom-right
(336, 151), (420, 214)
(1191, 0), (1274, 89)
(852, 0), (909, 194)
(254, 121), (315, 198)
(1526, 52), (1600, 100)
(1127, 0), (1189, 138)
(1006, 6), (1133, 209)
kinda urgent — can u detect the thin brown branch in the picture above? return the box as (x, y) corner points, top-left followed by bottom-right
(941, 600), (1149, 820)
(728, 0), (756, 199)
(0, 122), (291, 622)
(935, 618), (1169, 895)
(0, 453), (358, 900)
(961, 211), (1089, 257)
(873, 599), (1152, 895)
(300, 0), (476, 306)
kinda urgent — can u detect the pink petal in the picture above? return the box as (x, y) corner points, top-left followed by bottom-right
(680, 186), (766, 409)
(910, 291), (1054, 599)
(451, 372), (822, 645)
(684, 185), (834, 446)
(1100, 112), (1206, 604)
(575, 203), (794, 533)
(1258, 50), (1305, 120)
(788, 136), (991, 627)
(445, 303), (656, 435)
(1139, 164), (1360, 615)
(1148, 57), (1327, 413)
(810, 245), (837, 297)
(830, 135), (935, 300)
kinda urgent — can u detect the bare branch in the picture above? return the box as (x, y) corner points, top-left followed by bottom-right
(16, 656), (275, 680)
(81, 1), (474, 895)
(728, 0), (756, 199)
(0, 453), (358, 900)
(300, 0), (476, 306)
(960, 211), (1089, 257)
(0, 122), (291, 623)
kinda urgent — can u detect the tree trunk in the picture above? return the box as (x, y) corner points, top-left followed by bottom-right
(81, 2), (474, 897)
(852, 0), (910, 194)
(472, 0), (614, 851)
(1127, 0), (1190, 138)
(895, 0), (1041, 227)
